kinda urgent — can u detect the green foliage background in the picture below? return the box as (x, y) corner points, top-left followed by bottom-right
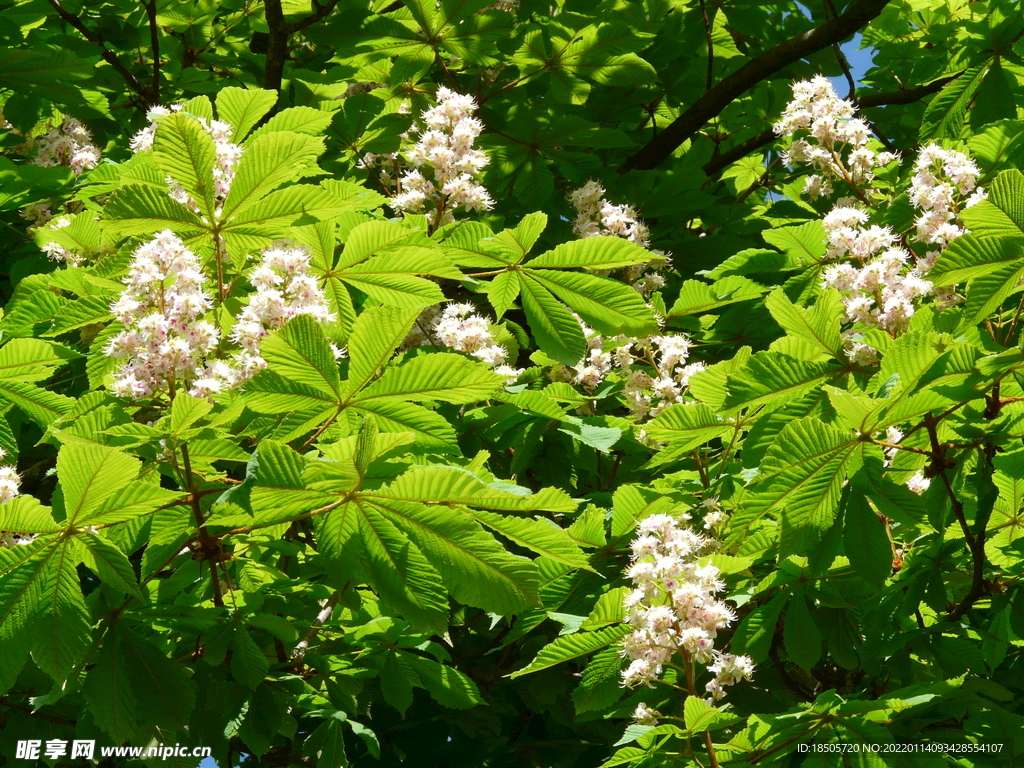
(1, 0), (1024, 766)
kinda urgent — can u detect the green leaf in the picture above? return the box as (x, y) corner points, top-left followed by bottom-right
(528, 236), (652, 269)
(79, 533), (143, 598)
(783, 593), (822, 671)
(519, 274), (586, 365)
(532, 269), (658, 336)
(346, 306), (420, 392)
(765, 288), (843, 358)
(397, 649), (485, 709)
(378, 466), (577, 512)
(216, 87), (279, 142)
(370, 499), (540, 615)
(730, 419), (860, 553)
(81, 625), (142, 743)
(669, 276), (768, 317)
(358, 503), (449, 632)
(732, 592), (788, 662)
(920, 66), (984, 140)
(222, 132), (325, 219)
(930, 234), (1024, 286)
(470, 509), (593, 571)
(684, 696), (738, 733)
(509, 625), (629, 678)
(152, 112), (218, 219)
(58, 443), (140, 526)
(261, 315), (342, 399)
(252, 440), (334, 520)
(842, 493), (892, 588)
(356, 353), (503, 404)
(102, 185), (205, 238)
(232, 630), (270, 689)
(722, 351), (841, 412)
(646, 403), (731, 451)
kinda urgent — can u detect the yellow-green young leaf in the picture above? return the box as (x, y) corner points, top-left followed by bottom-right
(930, 233), (1024, 286)
(765, 288), (844, 358)
(487, 270), (521, 318)
(377, 466), (577, 512)
(260, 315), (342, 398)
(102, 184), (206, 238)
(346, 306), (421, 392)
(568, 505), (607, 548)
(783, 592), (822, 671)
(528, 235), (650, 269)
(252, 440), (335, 520)
(152, 112), (218, 219)
(231, 630), (270, 689)
(722, 351), (842, 412)
(646, 403), (731, 450)
(581, 587), (629, 630)
(0, 338), (79, 382)
(357, 503), (449, 632)
(519, 274), (586, 365)
(732, 419), (860, 555)
(222, 184), (357, 234)
(58, 442), (139, 526)
(79, 533), (143, 598)
(221, 132), (325, 219)
(370, 499), (540, 615)
(668, 276), (768, 317)
(247, 105), (335, 142)
(509, 625), (629, 678)
(961, 168), (1024, 236)
(469, 509), (593, 572)
(31, 541), (93, 682)
(488, 212), (548, 262)
(215, 87), (278, 142)
(0, 379), (75, 427)
(572, 647), (624, 714)
(167, 392), (213, 435)
(0, 496), (59, 534)
(684, 696), (739, 733)
(357, 353), (502, 404)
(337, 220), (423, 269)
(532, 270), (658, 336)
(964, 258), (1024, 323)
(353, 398), (459, 452)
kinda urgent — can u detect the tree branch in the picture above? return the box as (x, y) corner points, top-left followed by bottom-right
(144, 0), (161, 103)
(287, 0), (341, 34)
(46, 0), (155, 105)
(700, 72), (965, 176)
(619, 0), (894, 173)
(263, 0), (289, 93)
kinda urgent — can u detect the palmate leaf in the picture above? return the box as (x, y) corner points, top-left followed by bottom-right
(346, 306), (420, 392)
(765, 288), (844, 358)
(930, 233), (1024, 286)
(531, 270), (658, 336)
(920, 65), (985, 140)
(668, 276), (768, 317)
(102, 184), (206, 238)
(356, 353), (503, 404)
(469, 510), (594, 572)
(248, 106), (335, 142)
(645, 403), (731, 451)
(729, 419), (861, 555)
(528, 236), (652, 270)
(152, 112), (218, 220)
(215, 87), (279, 142)
(376, 466), (577, 512)
(260, 316), (342, 399)
(722, 351), (843, 412)
(251, 440), (337, 521)
(353, 398), (459, 452)
(509, 625), (629, 678)
(222, 184), (359, 234)
(0, 380), (74, 427)
(221, 132), (326, 219)
(81, 624), (141, 743)
(357, 502), (449, 632)
(369, 499), (541, 615)
(518, 274), (586, 364)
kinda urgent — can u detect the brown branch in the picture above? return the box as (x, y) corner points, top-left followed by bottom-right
(701, 72), (965, 177)
(144, 0), (161, 104)
(46, 0), (156, 105)
(263, 0), (289, 94)
(0, 696), (76, 728)
(287, 0), (341, 34)
(620, 0), (894, 173)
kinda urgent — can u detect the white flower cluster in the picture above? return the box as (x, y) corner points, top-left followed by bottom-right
(774, 75), (898, 200)
(820, 207), (932, 349)
(38, 216), (82, 266)
(0, 448), (20, 506)
(405, 303), (522, 381)
(910, 144), (985, 263)
(130, 104), (243, 210)
(568, 181), (669, 298)
(881, 426), (932, 495)
(26, 116), (101, 177)
(620, 513), (753, 715)
(777, 77), (986, 364)
(106, 231), (219, 399)
(550, 321), (704, 420)
(391, 87), (493, 226)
